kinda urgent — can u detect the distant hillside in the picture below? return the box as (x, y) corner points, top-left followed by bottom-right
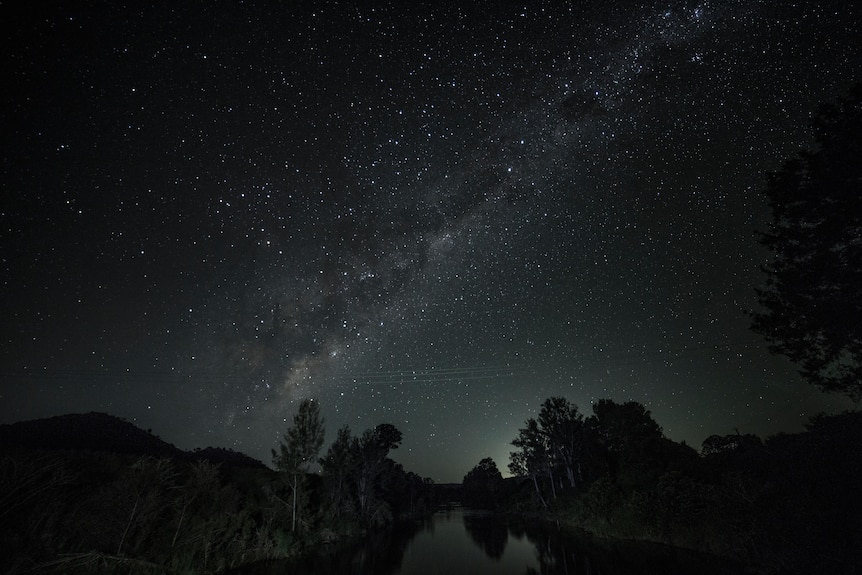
(0, 412), (183, 457)
(191, 446), (267, 469)
(0, 412), (265, 468)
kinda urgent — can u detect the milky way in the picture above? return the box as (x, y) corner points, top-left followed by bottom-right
(2, 1), (860, 481)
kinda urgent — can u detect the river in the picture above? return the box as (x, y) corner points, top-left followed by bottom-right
(240, 508), (746, 574)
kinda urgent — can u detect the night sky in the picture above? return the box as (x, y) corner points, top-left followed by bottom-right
(2, 1), (860, 482)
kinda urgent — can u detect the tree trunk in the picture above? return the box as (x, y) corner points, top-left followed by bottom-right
(291, 473), (298, 532)
(531, 474), (548, 508)
(548, 467), (557, 499)
(566, 465), (576, 489)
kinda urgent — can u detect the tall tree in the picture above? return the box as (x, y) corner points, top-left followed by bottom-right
(588, 399), (664, 485)
(538, 396), (584, 489)
(354, 423), (402, 521)
(272, 398), (325, 532)
(319, 424), (355, 519)
(750, 84), (862, 400)
(591, 399), (662, 454)
(462, 457), (503, 509)
(509, 418), (551, 506)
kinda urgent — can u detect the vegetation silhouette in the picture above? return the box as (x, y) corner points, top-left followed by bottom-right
(272, 398), (325, 532)
(496, 396), (862, 574)
(0, 409), (436, 574)
(4, 398), (860, 574)
(462, 457), (503, 510)
(750, 83), (862, 400)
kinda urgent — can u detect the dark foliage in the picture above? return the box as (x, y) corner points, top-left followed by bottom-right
(462, 457), (504, 509)
(750, 84), (862, 400)
(506, 396), (862, 575)
(0, 449), (282, 575)
(0, 409), (434, 574)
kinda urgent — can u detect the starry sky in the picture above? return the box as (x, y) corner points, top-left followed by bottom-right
(2, 1), (860, 482)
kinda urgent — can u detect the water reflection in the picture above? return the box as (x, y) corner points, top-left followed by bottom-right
(463, 511), (508, 560)
(272, 518), (428, 574)
(240, 509), (744, 575)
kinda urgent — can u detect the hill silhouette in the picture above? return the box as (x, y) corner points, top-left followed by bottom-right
(190, 445), (267, 469)
(0, 412), (265, 468)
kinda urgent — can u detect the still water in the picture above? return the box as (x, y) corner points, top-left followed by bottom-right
(244, 509), (744, 575)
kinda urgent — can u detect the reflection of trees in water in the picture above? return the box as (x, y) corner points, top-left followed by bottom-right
(288, 518), (429, 575)
(517, 521), (742, 575)
(463, 512), (508, 560)
(279, 514), (743, 575)
(513, 522), (602, 575)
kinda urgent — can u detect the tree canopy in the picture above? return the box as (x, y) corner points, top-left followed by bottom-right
(750, 84), (862, 400)
(272, 398), (325, 531)
(462, 457), (503, 509)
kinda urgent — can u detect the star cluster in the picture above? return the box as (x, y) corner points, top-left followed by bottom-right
(2, 1), (860, 481)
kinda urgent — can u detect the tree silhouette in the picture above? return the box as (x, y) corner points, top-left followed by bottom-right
(510, 418), (551, 506)
(319, 424), (356, 519)
(538, 396), (585, 489)
(590, 399), (662, 454)
(588, 399), (665, 486)
(750, 84), (862, 400)
(354, 423), (403, 523)
(462, 457), (503, 509)
(272, 398), (325, 532)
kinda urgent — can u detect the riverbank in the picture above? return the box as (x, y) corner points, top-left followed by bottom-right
(477, 401), (862, 575)
(229, 507), (751, 575)
(498, 429), (862, 575)
(1, 413), (440, 575)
